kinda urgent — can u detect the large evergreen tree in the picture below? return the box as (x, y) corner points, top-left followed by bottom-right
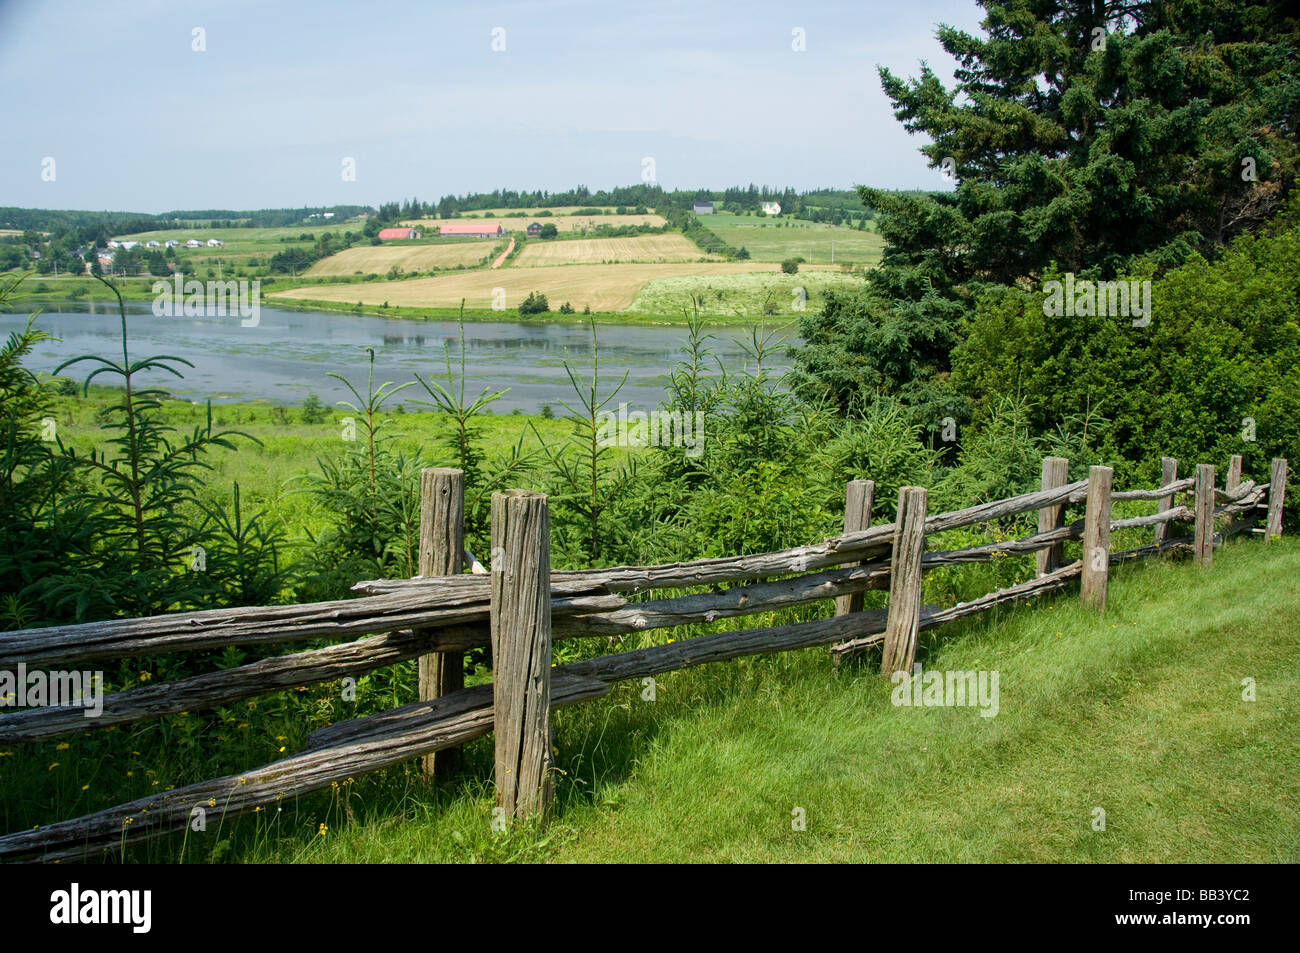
(793, 0), (1300, 415)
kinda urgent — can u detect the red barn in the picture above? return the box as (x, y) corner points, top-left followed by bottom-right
(378, 227), (421, 240)
(439, 222), (505, 238)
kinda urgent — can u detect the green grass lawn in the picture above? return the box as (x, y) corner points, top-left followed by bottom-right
(704, 213), (885, 264)
(221, 537), (1298, 863)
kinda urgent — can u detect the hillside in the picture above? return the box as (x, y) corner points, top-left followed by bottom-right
(247, 539), (1300, 863)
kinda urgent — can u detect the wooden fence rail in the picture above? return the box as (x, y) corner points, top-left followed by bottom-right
(0, 455), (1286, 861)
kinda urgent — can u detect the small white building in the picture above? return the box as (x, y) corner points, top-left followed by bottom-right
(146, 240), (161, 247)
(106, 240), (121, 248)
(165, 239), (179, 248)
(186, 239), (202, 248)
(761, 202), (782, 215)
(121, 241), (139, 250)
(206, 238), (224, 247)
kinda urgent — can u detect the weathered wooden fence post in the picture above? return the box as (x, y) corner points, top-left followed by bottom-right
(1154, 456), (1178, 548)
(1226, 455), (1242, 493)
(1193, 463), (1215, 567)
(490, 489), (553, 821)
(834, 479), (875, 620)
(1037, 457), (1069, 576)
(417, 467), (465, 778)
(1221, 454), (1247, 542)
(1266, 457), (1288, 540)
(880, 486), (927, 675)
(1080, 465), (1113, 610)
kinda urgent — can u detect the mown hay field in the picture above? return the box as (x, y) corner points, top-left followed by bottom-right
(305, 241), (497, 276)
(271, 261), (835, 312)
(513, 234), (711, 265)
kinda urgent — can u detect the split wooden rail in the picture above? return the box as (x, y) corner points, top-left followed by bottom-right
(0, 454), (1287, 861)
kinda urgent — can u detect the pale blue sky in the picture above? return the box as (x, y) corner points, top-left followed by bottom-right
(0, 0), (983, 211)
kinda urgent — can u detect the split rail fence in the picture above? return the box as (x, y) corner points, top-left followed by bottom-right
(0, 455), (1288, 861)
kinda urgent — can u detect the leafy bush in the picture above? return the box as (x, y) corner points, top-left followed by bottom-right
(951, 205), (1300, 505)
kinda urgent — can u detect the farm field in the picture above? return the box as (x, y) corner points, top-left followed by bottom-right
(513, 234), (711, 265)
(271, 261), (839, 312)
(305, 241), (498, 276)
(402, 212), (667, 232)
(704, 212), (885, 264)
(112, 220), (367, 269)
(627, 269), (867, 318)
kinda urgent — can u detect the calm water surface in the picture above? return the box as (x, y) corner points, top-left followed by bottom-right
(3, 302), (795, 412)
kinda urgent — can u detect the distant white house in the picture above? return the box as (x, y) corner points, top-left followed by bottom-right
(106, 240), (121, 248)
(186, 239), (202, 248)
(121, 241), (139, 250)
(146, 240), (161, 247)
(693, 200), (715, 215)
(165, 239), (179, 248)
(323, 212), (335, 219)
(206, 238), (224, 247)
(761, 202), (782, 215)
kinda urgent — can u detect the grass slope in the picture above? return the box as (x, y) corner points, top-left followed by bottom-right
(245, 539), (1299, 863)
(703, 212), (884, 264)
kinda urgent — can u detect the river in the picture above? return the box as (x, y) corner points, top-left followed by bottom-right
(2, 302), (795, 413)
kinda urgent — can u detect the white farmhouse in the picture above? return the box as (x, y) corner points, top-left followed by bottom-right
(206, 238), (224, 247)
(186, 239), (202, 248)
(761, 202), (782, 215)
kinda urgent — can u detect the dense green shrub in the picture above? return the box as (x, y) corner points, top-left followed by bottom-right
(951, 208), (1300, 503)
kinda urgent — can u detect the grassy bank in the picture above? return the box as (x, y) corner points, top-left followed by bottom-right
(5, 532), (1295, 863)
(40, 388), (574, 552)
(253, 538), (1300, 864)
